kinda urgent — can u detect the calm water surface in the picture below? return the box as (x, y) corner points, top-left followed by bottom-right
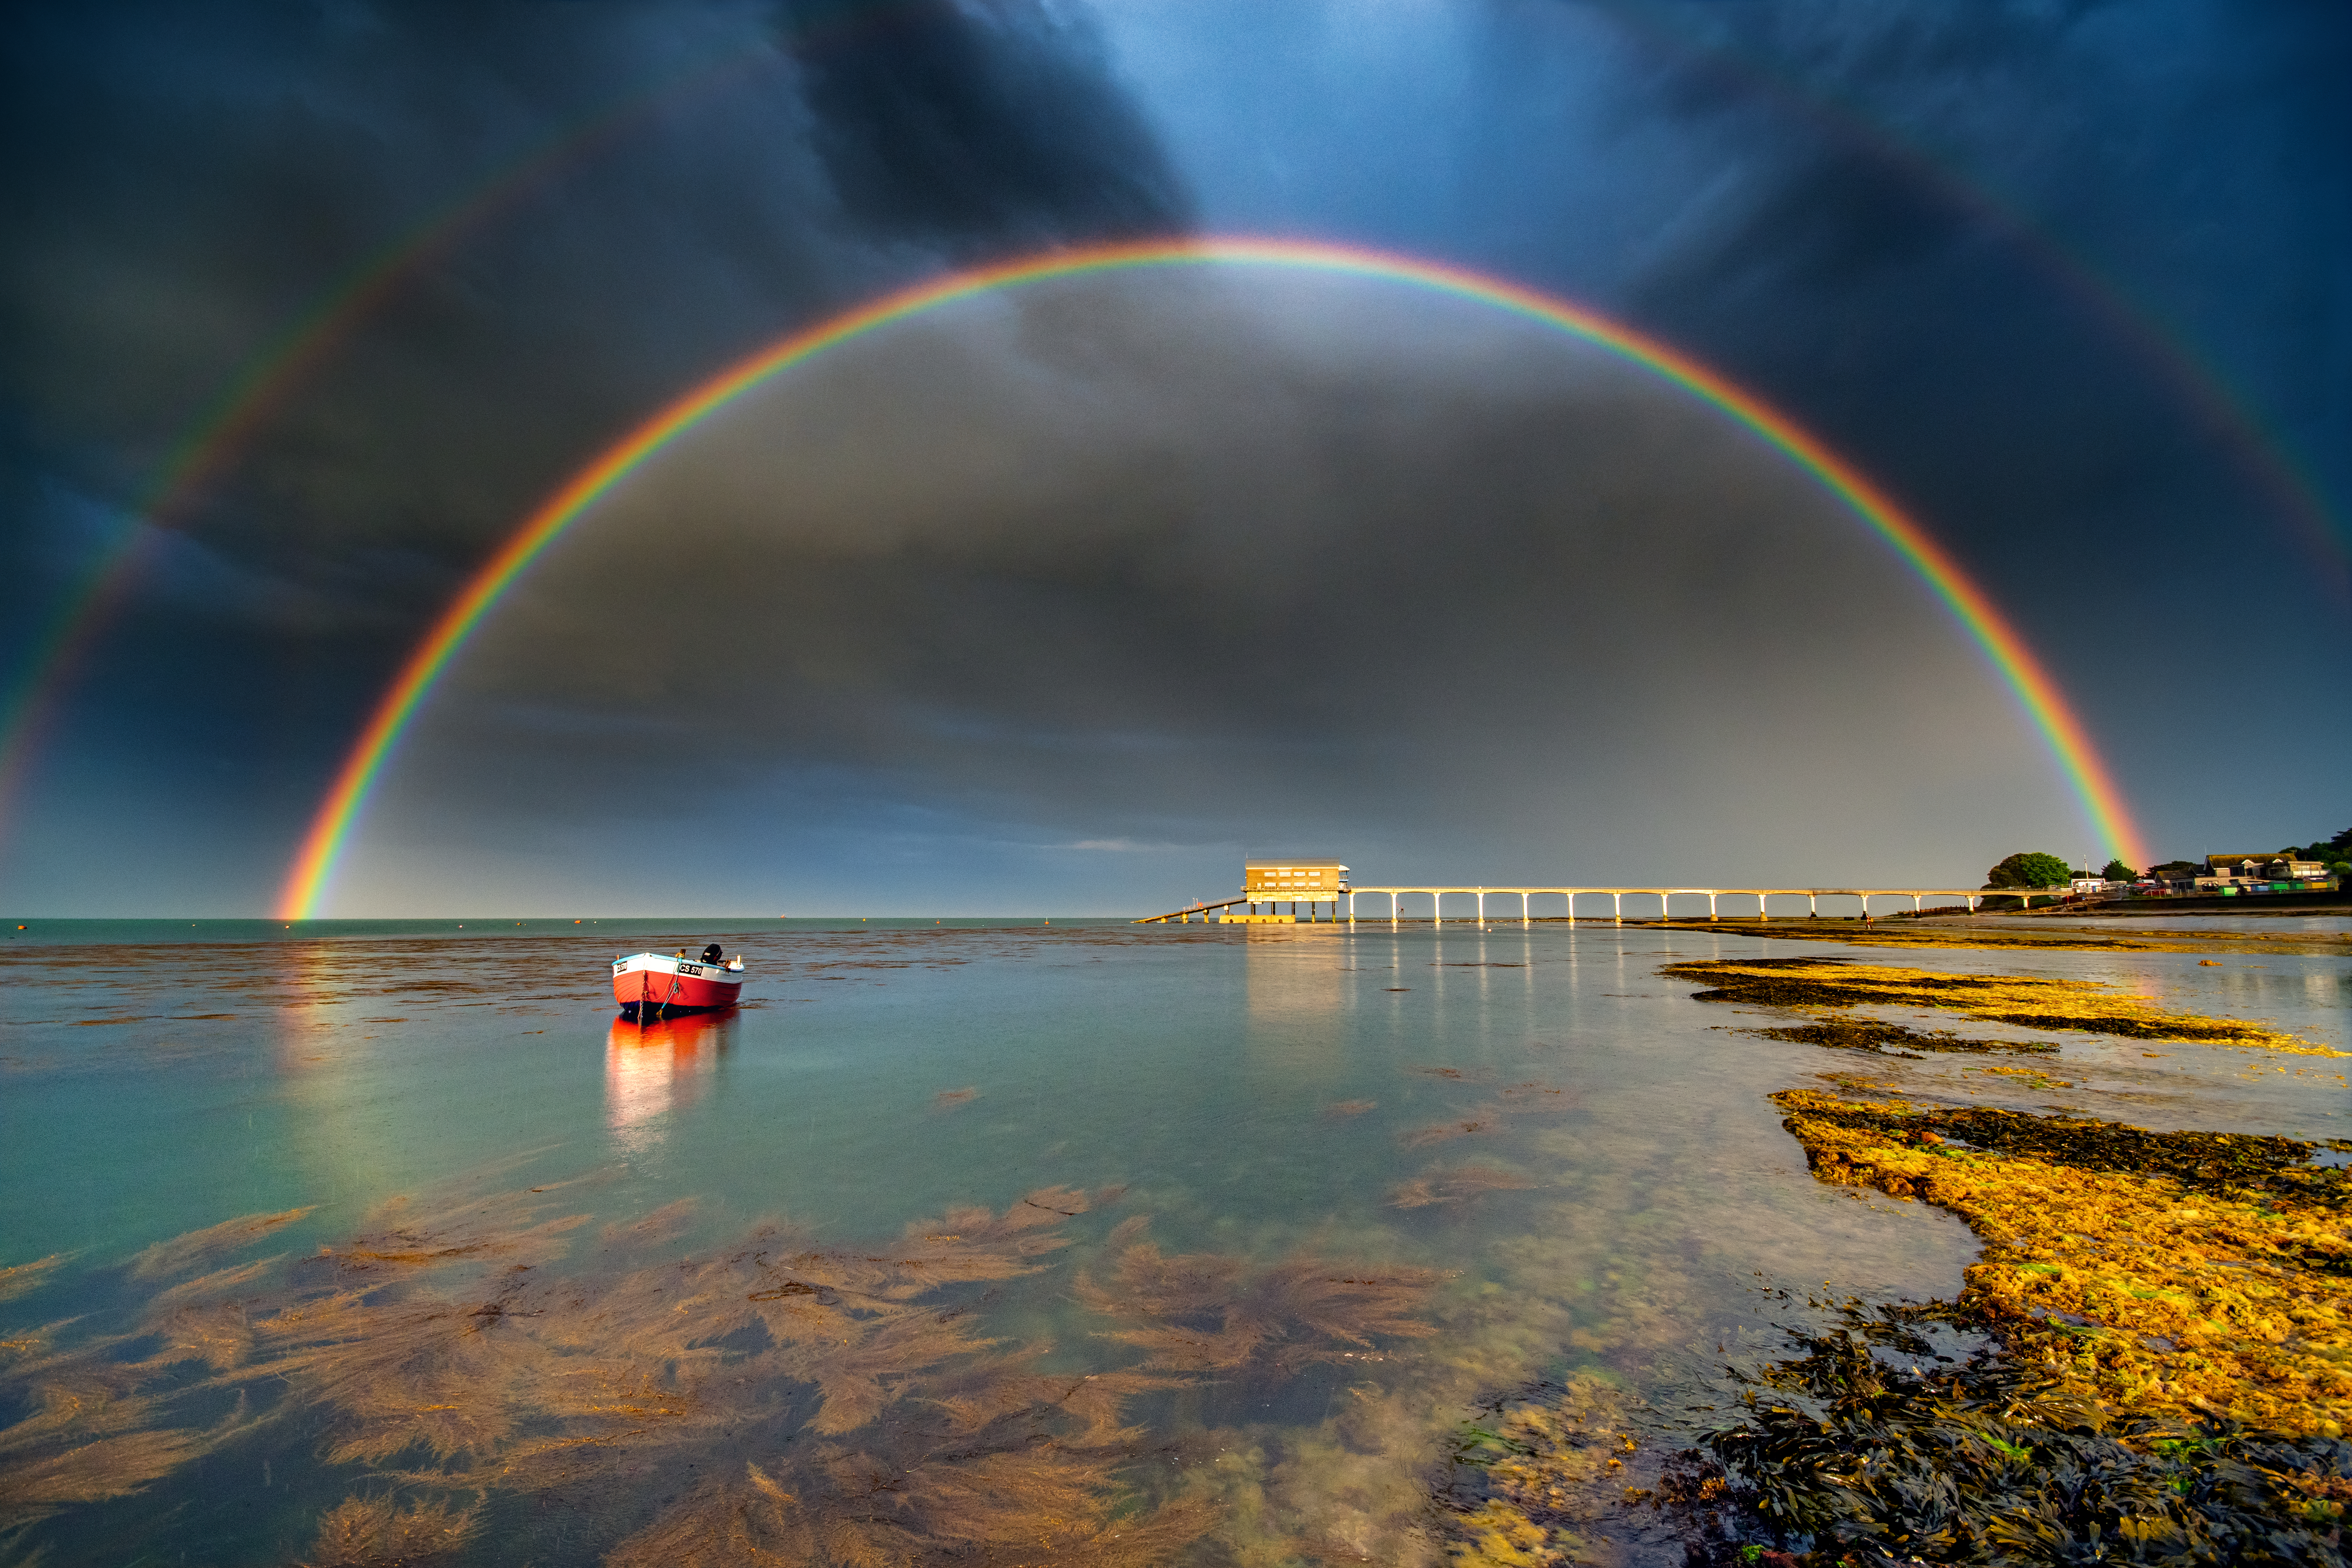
(2, 920), (2343, 1563)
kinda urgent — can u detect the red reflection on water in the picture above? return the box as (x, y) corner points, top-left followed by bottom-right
(604, 1012), (727, 1141)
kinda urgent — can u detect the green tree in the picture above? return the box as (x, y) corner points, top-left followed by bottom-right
(2100, 859), (2136, 881)
(2285, 830), (2350, 864)
(1984, 851), (2071, 890)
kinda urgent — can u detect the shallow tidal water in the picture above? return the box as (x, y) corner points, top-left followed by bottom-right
(2, 919), (2343, 1564)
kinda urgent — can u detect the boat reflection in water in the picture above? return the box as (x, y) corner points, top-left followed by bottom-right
(604, 1009), (734, 1150)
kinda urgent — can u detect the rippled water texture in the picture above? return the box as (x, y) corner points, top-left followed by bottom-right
(2, 920), (2343, 1562)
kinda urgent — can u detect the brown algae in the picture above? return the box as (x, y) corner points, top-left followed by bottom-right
(1, 1178), (1448, 1562)
(1389, 1166), (1538, 1210)
(1664, 957), (2337, 1054)
(301, 1495), (479, 1568)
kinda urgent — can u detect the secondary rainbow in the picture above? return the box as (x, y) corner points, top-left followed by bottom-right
(275, 236), (2147, 917)
(0, 4), (938, 859)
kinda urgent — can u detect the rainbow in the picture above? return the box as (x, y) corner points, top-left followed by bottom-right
(1590, 2), (2347, 601)
(0, 17), (2325, 887)
(277, 236), (2148, 916)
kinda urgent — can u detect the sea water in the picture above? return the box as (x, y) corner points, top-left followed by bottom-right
(2, 920), (2343, 1563)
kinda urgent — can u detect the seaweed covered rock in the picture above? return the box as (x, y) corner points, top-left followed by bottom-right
(1440, 1094), (2352, 1565)
(1438, 1376), (1642, 1568)
(1773, 1091), (2352, 1436)
(1663, 958), (2334, 1054)
(1670, 1301), (2351, 1566)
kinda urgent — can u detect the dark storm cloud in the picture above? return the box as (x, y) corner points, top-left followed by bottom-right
(0, 0), (1193, 905)
(783, 0), (1190, 251)
(5, 0), (2343, 912)
(2, 0), (1190, 590)
(1581, 0), (2352, 582)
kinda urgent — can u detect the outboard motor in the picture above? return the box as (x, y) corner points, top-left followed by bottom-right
(701, 943), (724, 965)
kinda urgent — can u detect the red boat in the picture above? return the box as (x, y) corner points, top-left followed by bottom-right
(613, 945), (744, 1017)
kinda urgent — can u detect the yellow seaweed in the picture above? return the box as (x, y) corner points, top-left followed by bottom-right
(1653, 916), (2352, 959)
(0, 1258), (67, 1308)
(1443, 1377), (1638, 1568)
(1664, 957), (2338, 1055)
(1772, 1089), (2352, 1436)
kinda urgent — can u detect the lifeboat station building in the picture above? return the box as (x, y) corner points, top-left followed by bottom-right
(1232, 859), (1351, 923)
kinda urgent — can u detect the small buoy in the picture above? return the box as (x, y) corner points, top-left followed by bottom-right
(2198, 958), (2219, 966)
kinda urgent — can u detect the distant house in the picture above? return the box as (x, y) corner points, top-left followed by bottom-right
(2204, 853), (2328, 882)
(1243, 859), (1350, 899)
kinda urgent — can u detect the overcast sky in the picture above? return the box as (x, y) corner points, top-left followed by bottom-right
(1, 0), (2345, 914)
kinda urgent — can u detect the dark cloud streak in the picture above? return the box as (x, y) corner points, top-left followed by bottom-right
(784, 0), (1191, 251)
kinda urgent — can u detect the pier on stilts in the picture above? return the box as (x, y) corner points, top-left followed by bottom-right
(1138, 885), (2030, 925)
(1333, 886), (2015, 925)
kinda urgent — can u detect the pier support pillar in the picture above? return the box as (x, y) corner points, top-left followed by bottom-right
(1612, 892), (1622, 925)
(1521, 892), (1530, 927)
(1476, 890), (1485, 928)
(1808, 894), (1817, 918)
(1708, 892), (1718, 920)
